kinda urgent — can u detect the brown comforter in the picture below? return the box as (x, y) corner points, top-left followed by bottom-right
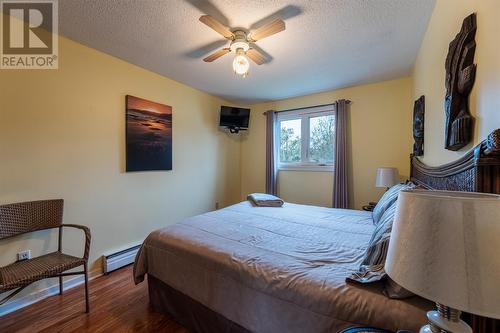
(134, 201), (432, 333)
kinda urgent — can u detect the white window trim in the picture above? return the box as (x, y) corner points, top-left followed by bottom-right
(276, 105), (336, 172)
(279, 163), (334, 172)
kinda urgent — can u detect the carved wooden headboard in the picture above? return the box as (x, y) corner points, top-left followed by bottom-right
(409, 128), (500, 333)
(410, 129), (500, 193)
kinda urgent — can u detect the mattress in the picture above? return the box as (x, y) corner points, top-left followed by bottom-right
(134, 201), (432, 333)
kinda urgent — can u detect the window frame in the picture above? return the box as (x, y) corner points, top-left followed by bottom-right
(276, 105), (336, 172)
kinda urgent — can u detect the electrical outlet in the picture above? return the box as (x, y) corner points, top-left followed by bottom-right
(18, 250), (31, 261)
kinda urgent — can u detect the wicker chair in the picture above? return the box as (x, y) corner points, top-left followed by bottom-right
(0, 199), (91, 312)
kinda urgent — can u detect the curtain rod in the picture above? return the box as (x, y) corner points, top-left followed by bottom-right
(262, 100), (351, 115)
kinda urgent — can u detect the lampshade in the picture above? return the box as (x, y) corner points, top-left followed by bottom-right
(375, 167), (399, 188)
(385, 190), (500, 319)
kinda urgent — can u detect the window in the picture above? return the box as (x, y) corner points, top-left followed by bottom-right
(276, 105), (335, 171)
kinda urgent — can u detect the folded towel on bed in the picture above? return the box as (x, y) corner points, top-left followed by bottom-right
(247, 193), (284, 207)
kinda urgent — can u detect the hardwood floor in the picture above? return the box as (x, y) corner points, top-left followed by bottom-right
(0, 265), (188, 333)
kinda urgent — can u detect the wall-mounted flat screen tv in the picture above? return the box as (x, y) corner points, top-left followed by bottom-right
(219, 106), (250, 132)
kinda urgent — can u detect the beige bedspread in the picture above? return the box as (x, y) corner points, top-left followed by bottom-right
(134, 201), (432, 333)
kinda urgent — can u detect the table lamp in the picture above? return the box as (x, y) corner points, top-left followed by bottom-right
(386, 190), (500, 333)
(375, 167), (399, 190)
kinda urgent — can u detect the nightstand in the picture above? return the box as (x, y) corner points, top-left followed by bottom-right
(362, 202), (377, 211)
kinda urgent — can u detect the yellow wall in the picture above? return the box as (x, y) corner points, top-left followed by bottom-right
(5, 0), (500, 310)
(241, 78), (413, 209)
(0, 36), (241, 303)
(413, 0), (500, 165)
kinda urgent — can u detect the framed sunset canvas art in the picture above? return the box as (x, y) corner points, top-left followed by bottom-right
(126, 95), (172, 171)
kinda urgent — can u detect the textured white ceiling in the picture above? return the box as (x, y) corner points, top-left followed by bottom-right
(59, 0), (436, 104)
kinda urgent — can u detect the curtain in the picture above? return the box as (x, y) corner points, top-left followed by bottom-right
(332, 99), (350, 208)
(265, 110), (278, 195)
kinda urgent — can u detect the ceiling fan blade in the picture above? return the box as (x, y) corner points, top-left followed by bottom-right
(199, 15), (234, 39)
(184, 39), (228, 58)
(203, 48), (231, 62)
(248, 19), (285, 42)
(247, 48), (266, 65)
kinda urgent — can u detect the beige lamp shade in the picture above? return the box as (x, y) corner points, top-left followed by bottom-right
(375, 167), (399, 188)
(385, 190), (500, 319)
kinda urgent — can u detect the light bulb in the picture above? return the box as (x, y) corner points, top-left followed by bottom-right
(232, 53), (249, 77)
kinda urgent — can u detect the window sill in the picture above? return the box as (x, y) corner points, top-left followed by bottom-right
(278, 165), (334, 172)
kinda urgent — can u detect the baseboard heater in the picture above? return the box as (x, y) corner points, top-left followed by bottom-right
(102, 244), (141, 274)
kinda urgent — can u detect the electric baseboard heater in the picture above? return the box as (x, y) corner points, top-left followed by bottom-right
(102, 244), (141, 274)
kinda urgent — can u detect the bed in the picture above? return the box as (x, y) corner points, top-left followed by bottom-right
(134, 129), (500, 333)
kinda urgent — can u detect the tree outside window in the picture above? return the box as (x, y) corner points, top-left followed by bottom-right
(280, 119), (301, 163)
(278, 108), (335, 170)
(309, 115), (335, 164)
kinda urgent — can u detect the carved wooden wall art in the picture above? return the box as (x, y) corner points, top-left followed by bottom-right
(444, 13), (477, 151)
(413, 96), (425, 156)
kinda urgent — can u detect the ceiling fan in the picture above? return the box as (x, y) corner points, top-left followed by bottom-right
(198, 15), (286, 77)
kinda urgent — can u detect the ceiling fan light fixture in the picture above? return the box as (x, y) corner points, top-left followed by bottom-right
(232, 49), (249, 77)
(199, 15), (286, 77)
(229, 38), (249, 53)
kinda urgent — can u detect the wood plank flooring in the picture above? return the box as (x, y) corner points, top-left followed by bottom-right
(0, 265), (188, 333)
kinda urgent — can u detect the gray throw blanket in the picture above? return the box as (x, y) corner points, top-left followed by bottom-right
(247, 193), (284, 207)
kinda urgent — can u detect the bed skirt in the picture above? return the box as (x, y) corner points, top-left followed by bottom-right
(148, 274), (252, 333)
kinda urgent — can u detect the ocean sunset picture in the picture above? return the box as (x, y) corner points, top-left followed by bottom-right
(126, 95), (172, 171)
